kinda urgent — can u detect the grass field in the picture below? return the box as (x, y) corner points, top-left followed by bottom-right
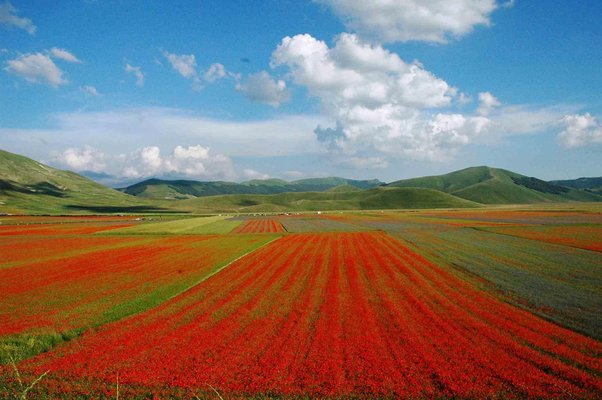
(104, 215), (243, 235)
(1, 207), (601, 399)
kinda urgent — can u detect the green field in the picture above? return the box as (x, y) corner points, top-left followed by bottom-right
(334, 208), (602, 339)
(105, 215), (243, 235)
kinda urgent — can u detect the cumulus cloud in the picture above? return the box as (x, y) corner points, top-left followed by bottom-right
(317, 0), (501, 43)
(57, 144), (236, 181)
(557, 113), (602, 148)
(243, 169), (270, 180)
(236, 71), (290, 107)
(204, 63), (227, 82)
(477, 91), (501, 116)
(82, 85), (100, 96)
(164, 51), (198, 79)
(124, 63), (144, 86)
(272, 33), (489, 162)
(59, 145), (106, 171)
(49, 48), (81, 63)
(124, 145), (235, 179)
(5, 53), (68, 86)
(163, 52), (229, 90)
(0, 2), (36, 35)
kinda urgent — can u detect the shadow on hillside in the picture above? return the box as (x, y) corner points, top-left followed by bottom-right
(0, 180), (69, 197)
(65, 205), (190, 214)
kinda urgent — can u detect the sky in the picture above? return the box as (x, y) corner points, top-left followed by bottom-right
(1, 0), (601, 186)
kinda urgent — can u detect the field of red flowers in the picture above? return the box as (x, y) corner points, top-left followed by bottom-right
(0, 223), (272, 340)
(11, 231), (601, 399)
(487, 224), (601, 252)
(232, 218), (285, 233)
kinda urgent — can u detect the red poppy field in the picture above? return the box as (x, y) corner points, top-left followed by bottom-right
(1, 210), (601, 399)
(232, 219), (286, 234)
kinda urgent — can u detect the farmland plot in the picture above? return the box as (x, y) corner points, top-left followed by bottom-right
(0, 223), (273, 361)
(16, 232), (602, 399)
(484, 224), (602, 252)
(340, 212), (602, 339)
(232, 219), (286, 233)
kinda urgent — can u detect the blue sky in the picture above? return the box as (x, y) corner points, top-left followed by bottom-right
(1, 1), (601, 186)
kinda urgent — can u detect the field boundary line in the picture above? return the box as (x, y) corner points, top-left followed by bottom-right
(161, 235), (283, 304)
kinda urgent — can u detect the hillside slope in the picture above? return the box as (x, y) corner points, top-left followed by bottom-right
(120, 177), (383, 199)
(0, 149), (159, 214)
(169, 186), (479, 213)
(389, 166), (602, 204)
(551, 177), (602, 195)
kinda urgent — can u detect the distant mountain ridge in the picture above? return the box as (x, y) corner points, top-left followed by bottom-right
(388, 166), (602, 204)
(119, 177), (383, 199)
(551, 177), (602, 195)
(1, 148), (600, 214)
(172, 186), (480, 213)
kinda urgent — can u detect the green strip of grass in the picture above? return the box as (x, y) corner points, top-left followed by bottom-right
(100, 215), (242, 235)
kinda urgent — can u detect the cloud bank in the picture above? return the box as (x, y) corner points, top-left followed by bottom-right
(316, 0), (504, 43)
(272, 33), (490, 163)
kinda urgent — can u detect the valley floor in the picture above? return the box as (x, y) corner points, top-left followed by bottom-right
(1, 205), (601, 399)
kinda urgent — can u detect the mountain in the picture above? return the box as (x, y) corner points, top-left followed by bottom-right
(2, 149), (600, 214)
(550, 177), (602, 195)
(0, 149), (161, 214)
(388, 166), (602, 204)
(120, 177), (383, 199)
(169, 186), (479, 214)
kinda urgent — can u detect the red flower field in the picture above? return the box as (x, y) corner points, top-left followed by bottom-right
(232, 219), (286, 233)
(18, 231), (602, 399)
(0, 228), (271, 337)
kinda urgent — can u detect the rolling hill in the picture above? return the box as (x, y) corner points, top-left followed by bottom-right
(2, 148), (600, 214)
(551, 177), (602, 195)
(120, 177), (383, 199)
(0, 149), (163, 214)
(168, 186), (480, 213)
(388, 166), (602, 204)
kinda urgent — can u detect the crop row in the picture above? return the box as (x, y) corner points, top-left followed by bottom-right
(233, 219), (285, 233)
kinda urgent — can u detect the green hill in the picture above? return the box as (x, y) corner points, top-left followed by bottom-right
(0, 149), (162, 214)
(120, 177), (383, 199)
(389, 166), (602, 204)
(326, 184), (362, 193)
(168, 186), (479, 214)
(550, 177), (602, 195)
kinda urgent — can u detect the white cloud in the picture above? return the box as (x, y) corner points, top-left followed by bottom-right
(272, 33), (488, 162)
(129, 145), (235, 180)
(480, 104), (581, 141)
(49, 48), (81, 63)
(124, 63), (144, 86)
(236, 71), (291, 107)
(42, 107), (325, 158)
(56, 144), (236, 181)
(82, 85), (100, 96)
(5, 53), (67, 86)
(163, 51), (198, 79)
(163, 52), (230, 90)
(557, 113), (602, 149)
(139, 146), (163, 171)
(0, 2), (36, 35)
(204, 63), (227, 82)
(476, 91), (501, 116)
(59, 145), (106, 171)
(317, 0), (501, 43)
(243, 169), (270, 180)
